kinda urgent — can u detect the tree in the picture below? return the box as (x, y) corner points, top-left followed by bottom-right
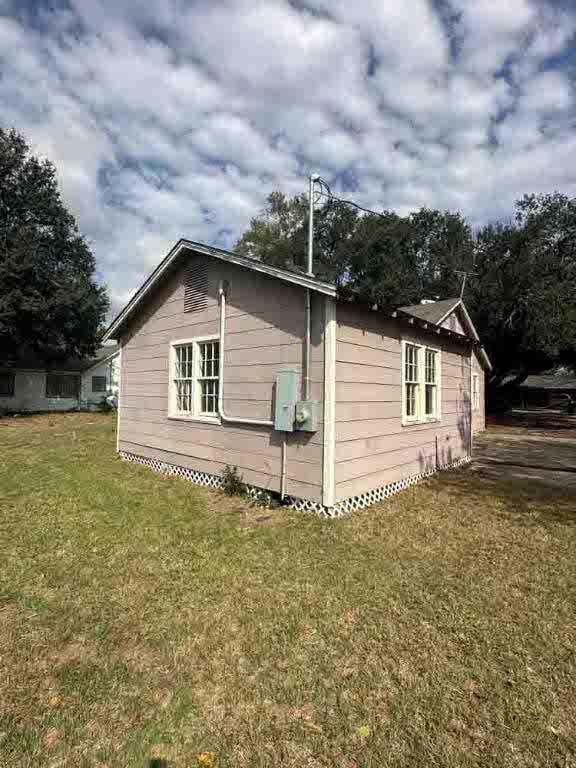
(235, 191), (359, 284)
(235, 188), (576, 380)
(469, 194), (576, 377)
(235, 192), (474, 305)
(0, 127), (108, 363)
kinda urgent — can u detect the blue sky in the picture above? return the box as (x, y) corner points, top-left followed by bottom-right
(1, 0), (576, 314)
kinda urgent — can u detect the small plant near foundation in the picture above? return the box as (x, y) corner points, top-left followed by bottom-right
(245, 487), (278, 509)
(221, 464), (246, 496)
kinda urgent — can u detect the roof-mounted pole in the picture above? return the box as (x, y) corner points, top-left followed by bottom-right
(307, 174), (319, 276)
(304, 174), (319, 401)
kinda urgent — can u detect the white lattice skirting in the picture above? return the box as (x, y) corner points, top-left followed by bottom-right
(119, 451), (471, 518)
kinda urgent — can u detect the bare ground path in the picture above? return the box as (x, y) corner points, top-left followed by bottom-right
(472, 411), (576, 492)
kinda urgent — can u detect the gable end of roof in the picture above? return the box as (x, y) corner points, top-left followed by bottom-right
(103, 239), (336, 341)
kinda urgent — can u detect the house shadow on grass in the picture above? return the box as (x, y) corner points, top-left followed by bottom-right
(430, 463), (576, 528)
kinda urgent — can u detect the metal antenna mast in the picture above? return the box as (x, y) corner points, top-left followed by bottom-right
(454, 269), (478, 299)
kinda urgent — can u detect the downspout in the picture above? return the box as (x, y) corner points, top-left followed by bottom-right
(218, 284), (274, 428)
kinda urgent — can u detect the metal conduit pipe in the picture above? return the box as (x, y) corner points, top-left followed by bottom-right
(303, 288), (311, 401)
(218, 283), (274, 428)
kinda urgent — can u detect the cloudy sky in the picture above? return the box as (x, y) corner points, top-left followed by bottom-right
(1, 0), (576, 314)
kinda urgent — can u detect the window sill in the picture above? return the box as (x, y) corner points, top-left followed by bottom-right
(402, 417), (441, 427)
(168, 414), (221, 425)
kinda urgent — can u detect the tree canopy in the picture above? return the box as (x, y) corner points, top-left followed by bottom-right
(0, 127), (108, 364)
(235, 190), (576, 379)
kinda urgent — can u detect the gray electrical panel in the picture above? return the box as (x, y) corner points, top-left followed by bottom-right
(274, 369), (300, 432)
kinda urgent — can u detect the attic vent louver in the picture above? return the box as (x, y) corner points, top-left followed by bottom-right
(184, 258), (209, 313)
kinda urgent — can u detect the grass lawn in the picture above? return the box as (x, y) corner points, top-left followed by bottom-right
(1, 413), (575, 767)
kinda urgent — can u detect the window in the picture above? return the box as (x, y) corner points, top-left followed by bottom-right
(402, 341), (441, 424)
(170, 338), (220, 420)
(92, 375), (107, 393)
(0, 372), (15, 397)
(472, 373), (480, 411)
(46, 374), (80, 399)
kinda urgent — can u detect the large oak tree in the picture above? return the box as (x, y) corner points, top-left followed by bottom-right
(0, 127), (108, 363)
(235, 190), (576, 380)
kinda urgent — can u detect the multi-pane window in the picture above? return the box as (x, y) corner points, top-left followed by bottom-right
(472, 373), (480, 411)
(198, 341), (219, 416)
(170, 339), (220, 419)
(425, 349), (438, 417)
(92, 375), (107, 393)
(0, 372), (15, 397)
(402, 342), (441, 423)
(46, 374), (80, 398)
(173, 344), (194, 414)
(404, 344), (419, 419)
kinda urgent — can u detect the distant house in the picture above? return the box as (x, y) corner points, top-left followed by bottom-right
(103, 239), (491, 516)
(518, 372), (576, 410)
(0, 346), (119, 413)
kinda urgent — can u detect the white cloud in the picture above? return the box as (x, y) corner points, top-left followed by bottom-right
(1, 0), (576, 317)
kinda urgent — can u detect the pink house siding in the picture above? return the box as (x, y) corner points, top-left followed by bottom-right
(334, 303), (472, 502)
(118, 254), (326, 500)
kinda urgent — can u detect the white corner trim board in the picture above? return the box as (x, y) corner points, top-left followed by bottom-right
(322, 297), (337, 507)
(116, 342), (123, 453)
(118, 451), (471, 518)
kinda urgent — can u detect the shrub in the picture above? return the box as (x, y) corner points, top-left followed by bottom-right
(221, 465), (246, 496)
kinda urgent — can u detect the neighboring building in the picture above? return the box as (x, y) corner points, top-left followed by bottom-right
(104, 239), (490, 516)
(518, 372), (576, 410)
(0, 346), (119, 413)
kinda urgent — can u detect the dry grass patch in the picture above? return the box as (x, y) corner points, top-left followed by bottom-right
(1, 413), (575, 767)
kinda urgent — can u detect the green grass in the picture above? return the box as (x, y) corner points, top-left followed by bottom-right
(1, 413), (575, 767)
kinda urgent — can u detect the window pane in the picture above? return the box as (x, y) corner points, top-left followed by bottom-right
(405, 345), (418, 383)
(0, 373), (15, 397)
(92, 376), (107, 393)
(425, 349), (437, 384)
(406, 383), (417, 417)
(200, 378), (219, 415)
(46, 374), (80, 398)
(425, 384), (436, 416)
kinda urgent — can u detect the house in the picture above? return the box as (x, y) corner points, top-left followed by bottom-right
(103, 239), (490, 516)
(517, 372), (576, 411)
(0, 345), (119, 413)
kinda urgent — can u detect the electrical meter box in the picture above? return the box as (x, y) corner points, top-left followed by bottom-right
(274, 369), (299, 432)
(294, 400), (319, 433)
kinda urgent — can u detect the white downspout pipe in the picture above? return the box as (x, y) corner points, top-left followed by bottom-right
(218, 284), (274, 428)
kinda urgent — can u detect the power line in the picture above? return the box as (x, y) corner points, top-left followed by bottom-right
(315, 177), (389, 219)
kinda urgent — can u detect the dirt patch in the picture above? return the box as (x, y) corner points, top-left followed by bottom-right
(474, 422), (576, 493)
(488, 410), (576, 439)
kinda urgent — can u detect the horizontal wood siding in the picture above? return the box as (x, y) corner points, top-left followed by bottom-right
(334, 304), (472, 502)
(118, 255), (325, 500)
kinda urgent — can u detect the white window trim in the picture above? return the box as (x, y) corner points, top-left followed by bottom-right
(401, 339), (442, 426)
(168, 335), (221, 423)
(472, 373), (480, 411)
